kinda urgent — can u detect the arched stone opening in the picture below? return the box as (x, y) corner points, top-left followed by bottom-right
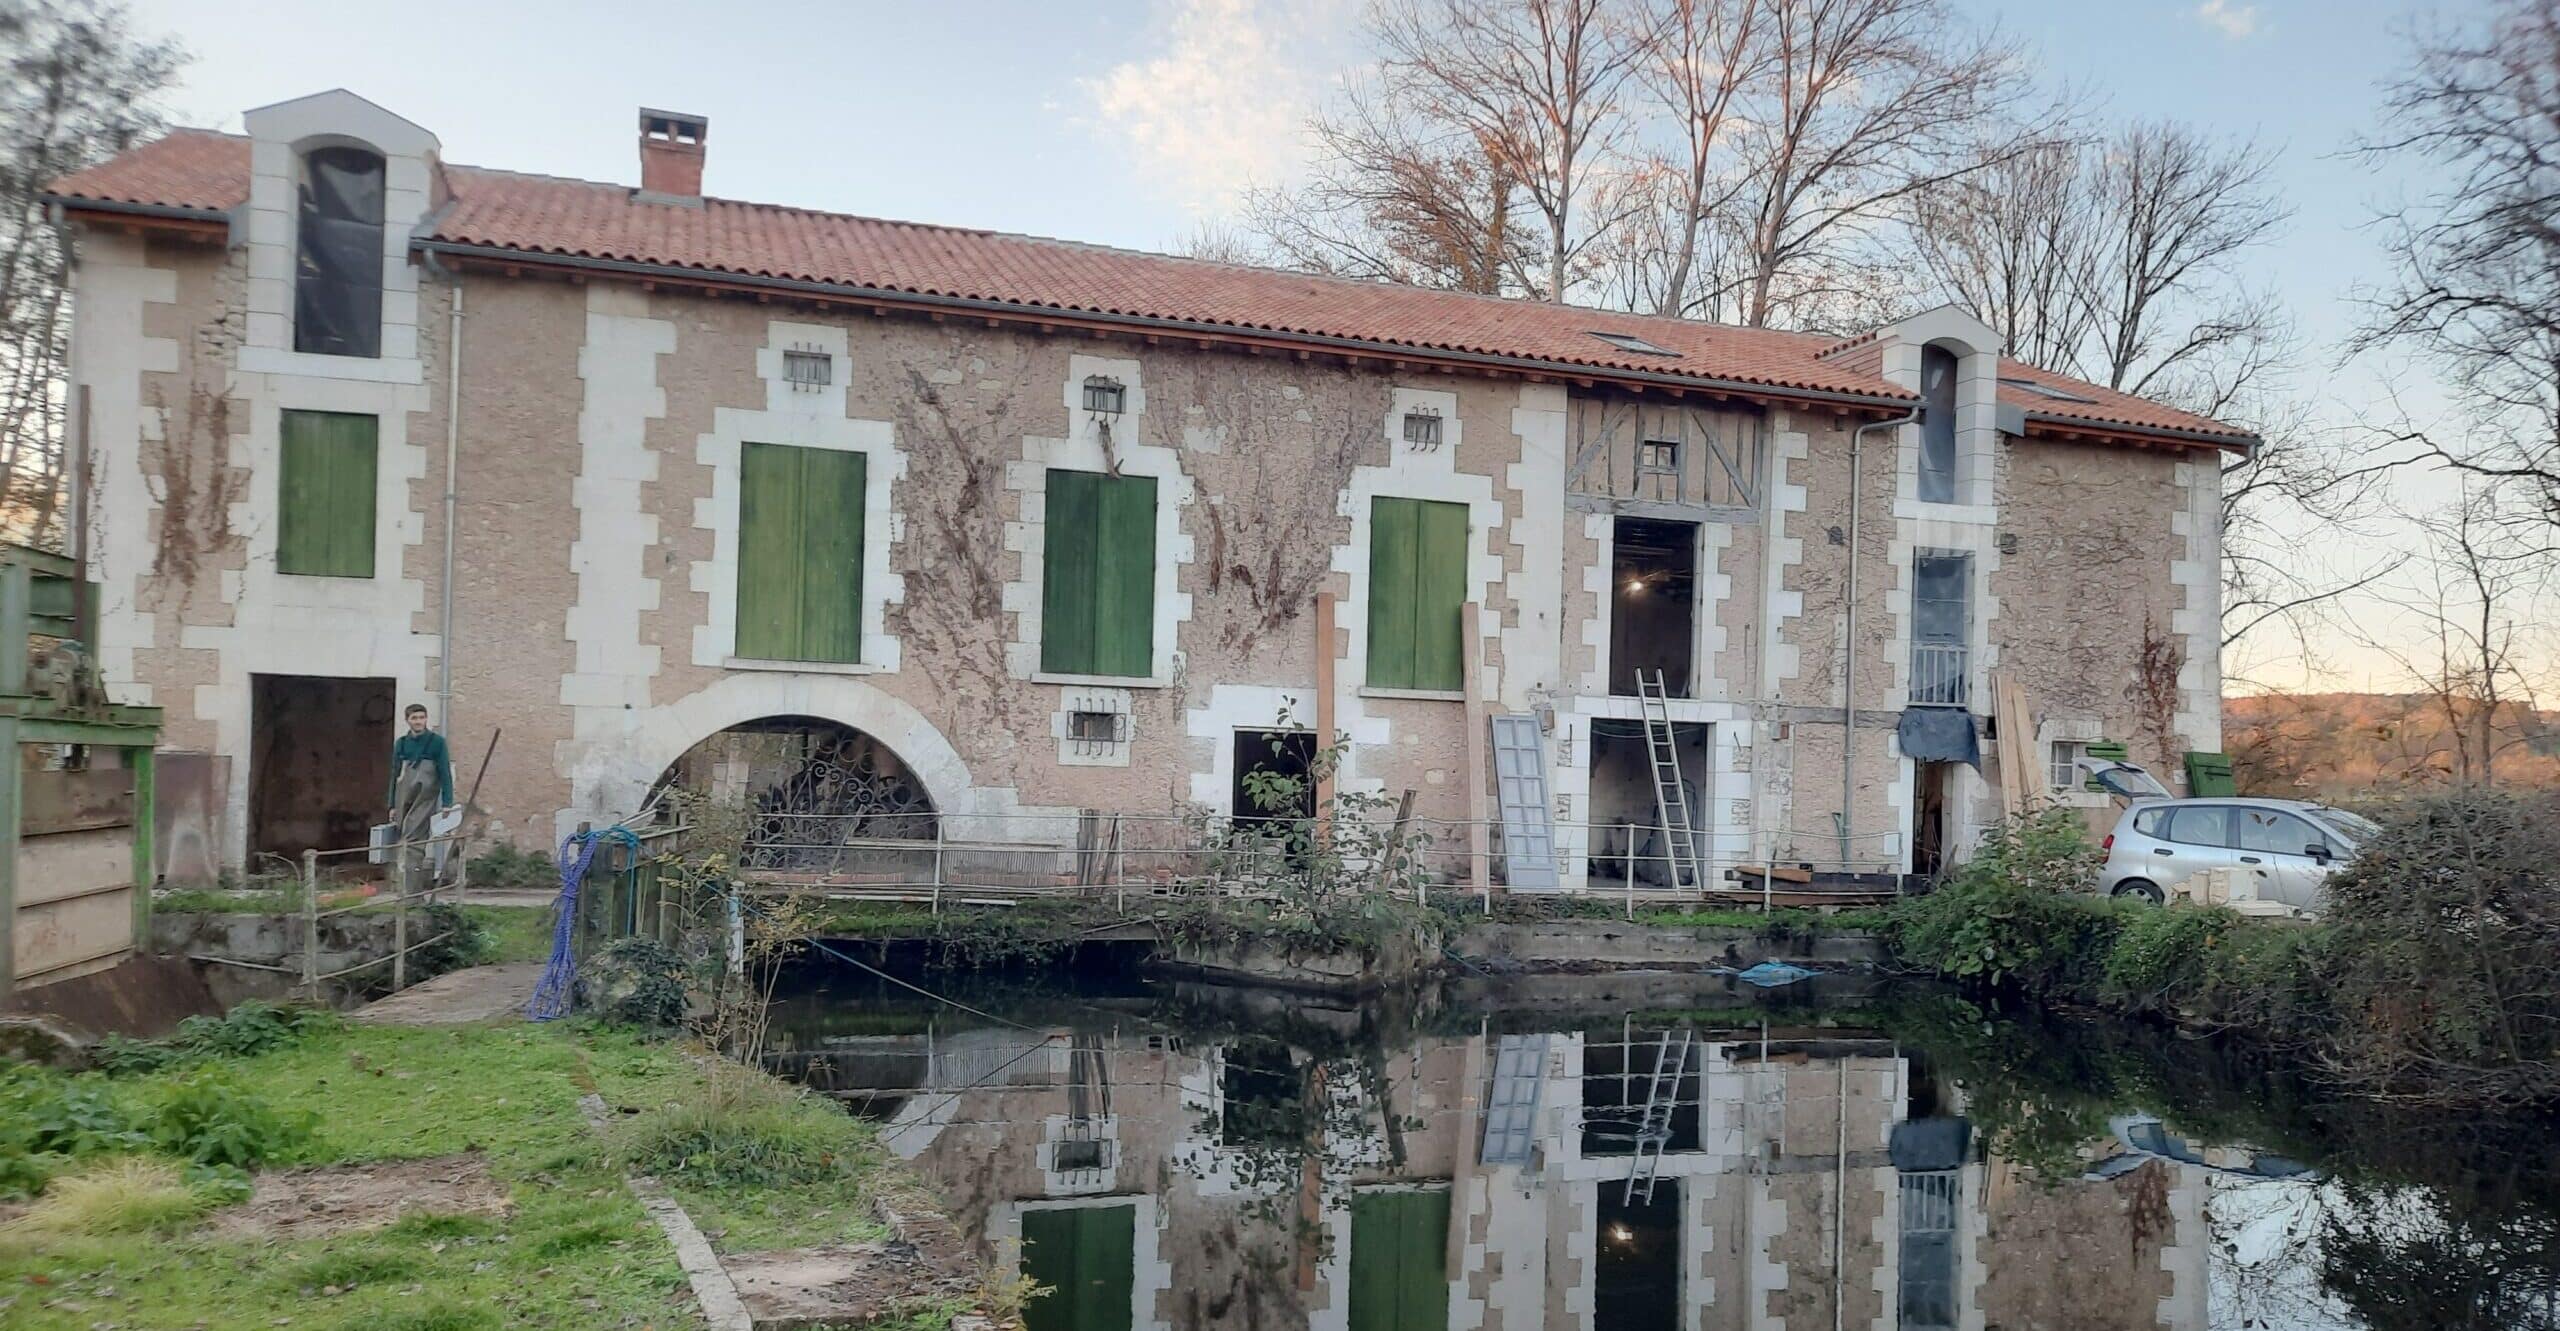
(649, 715), (937, 875)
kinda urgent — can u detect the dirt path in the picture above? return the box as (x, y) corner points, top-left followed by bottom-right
(350, 962), (542, 1025)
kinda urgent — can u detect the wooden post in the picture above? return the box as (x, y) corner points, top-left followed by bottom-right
(930, 817), (946, 916)
(1460, 601), (1489, 906)
(1379, 789), (1417, 903)
(0, 716), (19, 1001)
(392, 864), (408, 992)
(1312, 591), (1336, 824)
(1103, 815), (1124, 915)
(301, 849), (320, 1000)
(129, 746), (155, 941)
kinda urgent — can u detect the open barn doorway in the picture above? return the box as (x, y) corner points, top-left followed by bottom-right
(248, 674), (393, 863)
(1610, 517), (1699, 697)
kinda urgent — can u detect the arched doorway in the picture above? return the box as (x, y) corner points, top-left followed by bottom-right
(650, 715), (937, 876)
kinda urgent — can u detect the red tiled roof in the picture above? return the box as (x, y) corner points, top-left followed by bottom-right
(48, 128), (2255, 447)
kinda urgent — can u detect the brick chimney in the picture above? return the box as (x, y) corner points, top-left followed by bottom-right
(637, 108), (708, 199)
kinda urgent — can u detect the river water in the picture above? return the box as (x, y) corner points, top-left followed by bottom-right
(761, 959), (2559, 1331)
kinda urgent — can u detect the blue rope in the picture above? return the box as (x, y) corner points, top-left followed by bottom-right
(525, 825), (643, 1022)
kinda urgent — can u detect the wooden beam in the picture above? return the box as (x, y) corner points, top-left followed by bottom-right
(1313, 592), (1337, 820)
(1461, 601), (1490, 898)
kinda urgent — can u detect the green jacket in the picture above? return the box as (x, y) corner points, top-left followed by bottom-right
(390, 730), (454, 806)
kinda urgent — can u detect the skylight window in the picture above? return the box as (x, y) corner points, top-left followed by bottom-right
(2000, 376), (2096, 404)
(1588, 330), (1681, 358)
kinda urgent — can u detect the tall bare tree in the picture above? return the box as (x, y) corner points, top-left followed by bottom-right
(1227, 83), (1528, 294)
(1721, 0), (2045, 329)
(1619, 0), (1763, 317)
(0, 0), (181, 550)
(2353, 0), (2560, 530)
(1361, 0), (1651, 302)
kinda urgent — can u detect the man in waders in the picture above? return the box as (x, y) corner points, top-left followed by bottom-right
(389, 703), (455, 896)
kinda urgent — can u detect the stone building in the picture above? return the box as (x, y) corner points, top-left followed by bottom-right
(46, 91), (2250, 885)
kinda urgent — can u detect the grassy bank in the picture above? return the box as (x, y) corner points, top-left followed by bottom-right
(0, 1008), (934, 1330)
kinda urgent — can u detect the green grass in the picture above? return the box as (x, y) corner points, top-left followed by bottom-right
(460, 905), (559, 964)
(0, 1021), (922, 1329)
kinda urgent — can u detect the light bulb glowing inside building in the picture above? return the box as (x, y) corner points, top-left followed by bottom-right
(1623, 578), (1644, 595)
(1608, 1223), (1635, 1244)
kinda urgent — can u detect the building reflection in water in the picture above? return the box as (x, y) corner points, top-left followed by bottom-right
(772, 1007), (2214, 1331)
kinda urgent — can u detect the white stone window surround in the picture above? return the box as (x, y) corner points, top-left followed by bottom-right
(1876, 309), (2003, 520)
(181, 378), (436, 865)
(1036, 1111), (1124, 1195)
(690, 321), (907, 674)
(2038, 716), (2114, 809)
(1002, 354), (1196, 689)
(1335, 386), (1505, 714)
(238, 92), (435, 388)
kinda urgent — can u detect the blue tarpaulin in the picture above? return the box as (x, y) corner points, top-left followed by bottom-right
(1735, 961), (1816, 987)
(1897, 707), (1982, 768)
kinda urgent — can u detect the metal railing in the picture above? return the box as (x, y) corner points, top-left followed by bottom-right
(1908, 641), (1970, 708)
(695, 807), (1908, 914)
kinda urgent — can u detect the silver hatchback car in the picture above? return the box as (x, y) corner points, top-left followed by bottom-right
(2099, 797), (2381, 910)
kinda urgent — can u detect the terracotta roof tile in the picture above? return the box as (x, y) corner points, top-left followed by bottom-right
(48, 129), (2256, 447)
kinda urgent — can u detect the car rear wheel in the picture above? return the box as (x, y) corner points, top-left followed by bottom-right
(2112, 879), (2164, 905)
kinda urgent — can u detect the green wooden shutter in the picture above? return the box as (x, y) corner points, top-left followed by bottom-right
(1021, 1204), (1135, 1331)
(798, 447), (867, 664)
(1042, 470), (1100, 675)
(277, 410), (377, 578)
(1042, 470), (1156, 678)
(1095, 474), (1155, 677)
(1349, 1189), (1450, 1331)
(1413, 499), (1468, 692)
(736, 443), (805, 660)
(1367, 497), (1467, 691)
(736, 443), (865, 664)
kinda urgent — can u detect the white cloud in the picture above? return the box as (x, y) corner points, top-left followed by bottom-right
(1081, 0), (1338, 213)
(2194, 0), (2263, 40)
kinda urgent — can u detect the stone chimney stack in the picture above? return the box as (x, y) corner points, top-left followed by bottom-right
(637, 108), (708, 200)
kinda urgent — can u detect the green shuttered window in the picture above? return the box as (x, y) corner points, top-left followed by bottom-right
(1041, 469), (1157, 678)
(276, 410), (378, 578)
(1348, 1188), (1450, 1331)
(736, 442), (867, 664)
(1366, 496), (1469, 691)
(1020, 1203), (1135, 1331)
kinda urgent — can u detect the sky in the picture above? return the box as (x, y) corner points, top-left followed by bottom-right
(129, 0), (2516, 696)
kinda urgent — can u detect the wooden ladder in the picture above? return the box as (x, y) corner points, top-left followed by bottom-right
(1636, 668), (1702, 889)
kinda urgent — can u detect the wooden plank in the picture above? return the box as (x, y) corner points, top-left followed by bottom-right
(1313, 591), (1336, 826)
(1461, 602), (1488, 897)
(1743, 862), (1815, 884)
(13, 883), (134, 983)
(19, 765), (134, 836)
(16, 828), (135, 905)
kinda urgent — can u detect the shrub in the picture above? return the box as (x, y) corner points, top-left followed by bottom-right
(2316, 789), (2560, 1103)
(0, 1067), (148, 1195)
(1, 1157), (211, 1238)
(584, 936), (691, 1028)
(92, 1001), (337, 1075)
(611, 1064), (873, 1188)
(1888, 808), (2119, 995)
(465, 842), (559, 891)
(142, 1067), (313, 1168)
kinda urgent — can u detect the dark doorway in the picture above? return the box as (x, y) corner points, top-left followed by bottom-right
(1231, 729), (1316, 824)
(1595, 1182), (1682, 1330)
(249, 674), (394, 862)
(1219, 1036), (1308, 1147)
(1580, 1026), (1702, 1156)
(1610, 517), (1699, 697)
(1586, 721), (1710, 886)
(1912, 760), (1953, 878)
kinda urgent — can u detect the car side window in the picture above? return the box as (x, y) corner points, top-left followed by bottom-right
(2236, 809), (2321, 856)
(2132, 808), (2166, 838)
(2165, 805), (2232, 848)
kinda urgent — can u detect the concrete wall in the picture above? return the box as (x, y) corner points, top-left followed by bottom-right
(73, 103), (2220, 878)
